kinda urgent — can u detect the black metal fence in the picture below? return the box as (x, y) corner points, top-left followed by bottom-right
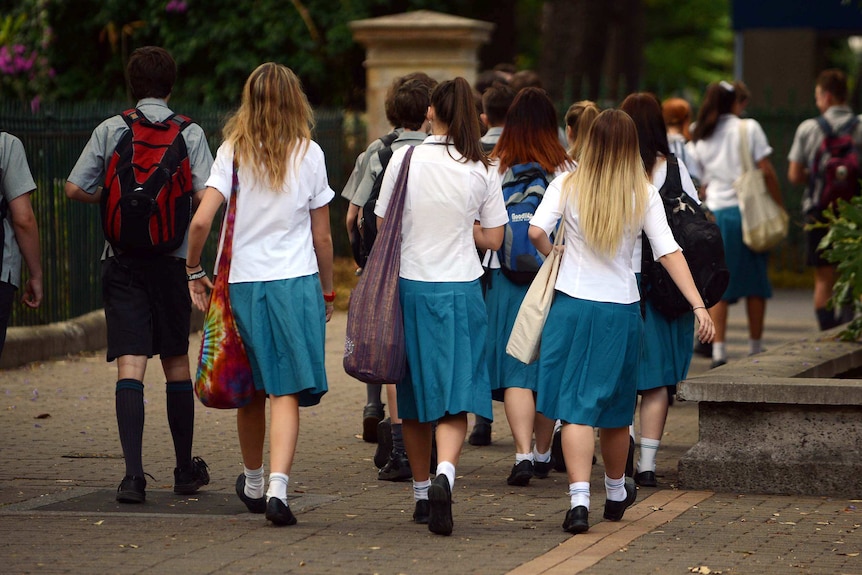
(2, 101), (363, 327)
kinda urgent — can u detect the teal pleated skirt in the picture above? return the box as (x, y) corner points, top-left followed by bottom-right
(229, 274), (328, 406)
(638, 296), (694, 392)
(484, 269), (539, 401)
(397, 278), (493, 423)
(713, 206), (772, 303)
(536, 292), (641, 428)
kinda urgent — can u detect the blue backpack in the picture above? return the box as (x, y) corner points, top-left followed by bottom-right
(499, 162), (550, 285)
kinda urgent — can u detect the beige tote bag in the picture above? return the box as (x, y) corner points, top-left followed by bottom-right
(734, 119), (789, 253)
(506, 224), (565, 364)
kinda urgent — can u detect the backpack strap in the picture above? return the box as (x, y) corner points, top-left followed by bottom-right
(816, 115), (835, 138)
(837, 115), (859, 135)
(664, 153), (682, 193)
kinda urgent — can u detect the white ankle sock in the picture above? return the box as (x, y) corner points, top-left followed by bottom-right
(533, 447), (551, 463)
(605, 474), (626, 502)
(712, 342), (726, 362)
(435, 461), (456, 490)
(515, 452), (534, 464)
(749, 339), (762, 355)
(266, 472), (289, 504)
(244, 465), (265, 499)
(569, 481), (590, 508)
(413, 478), (431, 501)
(637, 438), (660, 474)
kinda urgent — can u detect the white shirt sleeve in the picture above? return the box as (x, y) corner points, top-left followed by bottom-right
(306, 145), (335, 210)
(476, 167), (508, 228)
(204, 142), (233, 201)
(530, 173), (565, 235)
(374, 145), (409, 219)
(643, 184), (681, 260)
(748, 119), (774, 163)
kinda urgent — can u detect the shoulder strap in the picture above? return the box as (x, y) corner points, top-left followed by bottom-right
(379, 131), (399, 147)
(738, 119), (755, 172)
(837, 115), (859, 135)
(664, 153), (682, 192)
(121, 108), (142, 128)
(816, 115), (834, 138)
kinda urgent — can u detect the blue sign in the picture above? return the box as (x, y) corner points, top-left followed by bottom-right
(733, 0), (862, 31)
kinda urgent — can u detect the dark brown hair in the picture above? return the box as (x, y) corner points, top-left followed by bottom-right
(692, 82), (736, 142)
(127, 46), (176, 100)
(393, 79), (433, 131)
(431, 77), (489, 166)
(482, 84), (516, 126)
(620, 92), (670, 175)
(817, 69), (848, 103)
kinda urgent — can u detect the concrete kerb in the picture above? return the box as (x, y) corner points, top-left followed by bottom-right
(1, 309), (205, 370)
(1, 310), (107, 370)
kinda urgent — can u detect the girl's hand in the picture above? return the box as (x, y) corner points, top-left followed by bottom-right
(693, 307), (715, 343)
(189, 275), (214, 312)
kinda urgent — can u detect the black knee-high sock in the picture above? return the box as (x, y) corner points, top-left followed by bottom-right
(116, 379), (145, 477)
(166, 380), (194, 470)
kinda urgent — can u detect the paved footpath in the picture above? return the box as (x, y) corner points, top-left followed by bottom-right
(0, 289), (859, 574)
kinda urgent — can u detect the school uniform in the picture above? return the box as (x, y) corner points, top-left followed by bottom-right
(205, 140), (333, 406)
(633, 158), (699, 392)
(687, 114), (773, 302)
(530, 174), (680, 428)
(375, 135), (508, 423)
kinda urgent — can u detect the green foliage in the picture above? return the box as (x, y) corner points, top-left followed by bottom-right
(642, 0), (733, 101)
(0, 1), (55, 107)
(815, 196), (862, 341)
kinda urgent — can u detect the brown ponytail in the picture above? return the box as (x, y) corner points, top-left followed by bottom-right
(431, 77), (489, 167)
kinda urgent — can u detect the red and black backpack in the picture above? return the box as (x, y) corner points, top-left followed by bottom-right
(101, 108), (194, 255)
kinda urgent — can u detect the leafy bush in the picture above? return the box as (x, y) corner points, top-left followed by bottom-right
(816, 196), (862, 341)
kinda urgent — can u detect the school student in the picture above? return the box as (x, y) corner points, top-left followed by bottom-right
(374, 77), (507, 536)
(529, 109), (714, 534)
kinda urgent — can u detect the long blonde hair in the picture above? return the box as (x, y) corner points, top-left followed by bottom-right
(223, 62), (314, 190)
(561, 109), (649, 258)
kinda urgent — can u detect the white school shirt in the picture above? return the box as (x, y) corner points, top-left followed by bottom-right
(375, 135), (508, 282)
(205, 140), (335, 283)
(530, 174), (680, 304)
(631, 157), (700, 273)
(687, 114), (773, 212)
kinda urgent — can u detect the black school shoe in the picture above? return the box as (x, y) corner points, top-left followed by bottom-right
(265, 497), (297, 526)
(506, 460), (533, 486)
(362, 403), (385, 443)
(467, 422), (492, 446)
(116, 475), (146, 504)
(428, 475), (454, 536)
(413, 499), (430, 524)
(374, 418), (392, 469)
(378, 450), (412, 482)
(603, 477), (637, 521)
(533, 459), (553, 479)
(562, 505), (589, 534)
(551, 428), (566, 472)
(235, 474), (266, 514)
(174, 456), (210, 495)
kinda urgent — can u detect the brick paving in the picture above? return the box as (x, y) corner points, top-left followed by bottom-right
(0, 289), (859, 574)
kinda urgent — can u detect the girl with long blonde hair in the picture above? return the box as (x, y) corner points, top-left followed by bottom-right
(528, 109), (713, 534)
(186, 62), (335, 527)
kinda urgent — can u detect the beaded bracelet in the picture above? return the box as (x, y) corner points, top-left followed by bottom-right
(187, 269), (207, 281)
(692, 306), (706, 311)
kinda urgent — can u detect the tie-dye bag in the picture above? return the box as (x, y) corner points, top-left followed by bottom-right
(195, 162), (255, 408)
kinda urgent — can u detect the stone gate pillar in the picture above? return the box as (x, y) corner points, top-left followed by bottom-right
(350, 10), (494, 145)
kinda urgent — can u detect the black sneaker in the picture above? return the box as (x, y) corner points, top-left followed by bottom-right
(174, 456), (210, 495)
(507, 460), (533, 486)
(117, 475), (146, 504)
(378, 450), (412, 482)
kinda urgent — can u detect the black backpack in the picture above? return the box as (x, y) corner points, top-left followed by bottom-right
(100, 109), (194, 256)
(641, 154), (730, 319)
(350, 131), (399, 268)
(358, 133), (403, 265)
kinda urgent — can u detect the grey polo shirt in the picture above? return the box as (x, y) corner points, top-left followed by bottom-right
(351, 130), (427, 207)
(1, 132), (37, 287)
(66, 98), (214, 258)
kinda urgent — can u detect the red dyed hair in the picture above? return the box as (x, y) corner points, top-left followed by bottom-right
(492, 87), (570, 174)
